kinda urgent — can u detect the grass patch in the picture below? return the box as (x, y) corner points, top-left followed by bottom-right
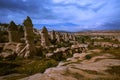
(102, 48), (120, 59)
(16, 58), (58, 75)
(0, 58), (58, 78)
(0, 61), (20, 76)
(88, 47), (120, 59)
(106, 66), (120, 76)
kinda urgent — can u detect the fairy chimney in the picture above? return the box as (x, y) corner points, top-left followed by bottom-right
(56, 32), (62, 42)
(18, 25), (24, 39)
(72, 35), (76, 41)
(65, 33), (69, 42)
(51, 30), (56, 40)
(8, 21), (20, 42)
(41, 26), (50, 46)
(22, 16), (36, 57)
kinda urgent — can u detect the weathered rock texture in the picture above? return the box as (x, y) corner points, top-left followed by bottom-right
(17, 16), (36, 58)
(51, 30), (56, 40)
(64, 33), (69, 42)
(41, 26), (50, 47)
(18, 25), (24, 40)
(56, 32), (62, 42)
(20, 53), (120, 80)
(8, 21), (20, 42)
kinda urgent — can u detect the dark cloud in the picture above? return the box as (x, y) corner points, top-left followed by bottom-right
(92, 2), (107, 12)
(0, 0), (120, 31)
(0, 0), (39, 13)
(0, 0), (55, 23)
(100, 20), (120, 30)
(34, 22), (80, 32)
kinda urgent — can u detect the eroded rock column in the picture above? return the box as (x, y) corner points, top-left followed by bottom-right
(56, 32), (62, 42)
(8, 21), (20, 43)
(18, 16), (36, 58)
(41, 26), (50, 47)
(51, 30), (56, 40)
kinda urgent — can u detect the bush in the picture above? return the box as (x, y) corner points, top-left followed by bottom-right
(50, 39), (57, 45)
(85, 55), (91, 60)
(57, 42), (72, 48)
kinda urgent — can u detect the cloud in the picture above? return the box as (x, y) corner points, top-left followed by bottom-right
(0, 0), (120, 31)
(0, 0), (38, 13)
(0, 0), (55, 23)
(98, 20), (120, 30)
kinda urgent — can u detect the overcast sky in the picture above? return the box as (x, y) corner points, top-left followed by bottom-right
(0, 0), (120, 31)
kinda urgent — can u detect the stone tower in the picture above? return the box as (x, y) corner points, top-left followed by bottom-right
(41, 26), (50, 47)
(56, 32), (62, 42)
(51, 30), (56, 40)
(22, 16), (36, 58)
(64, 33), (69, 42)
(18, 25), (24, 40)
(8, 21), (20, 42)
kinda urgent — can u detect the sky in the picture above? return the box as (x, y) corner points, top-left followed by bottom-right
(0, 0), (120, 32)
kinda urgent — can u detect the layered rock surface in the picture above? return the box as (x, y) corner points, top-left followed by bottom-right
(20, 51), (120, 80)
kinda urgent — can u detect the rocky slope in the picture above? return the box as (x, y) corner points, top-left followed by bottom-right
(20, 50), (120, 80)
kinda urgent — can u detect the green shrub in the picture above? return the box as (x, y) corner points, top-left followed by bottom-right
(85, 55), (91, 60)
(50, 39), (57, 45)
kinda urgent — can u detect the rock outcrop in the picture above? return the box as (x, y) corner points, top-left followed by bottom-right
(20, 53), (120, 80)
(8, 21), (20, 43)
(41, 26), (50, 47)
(51, 30), (56, 40)
(17, 16), (37, 58)
(18, 25), (24, 42)
(64, 33), (69, 42)
(56, 32), (62, 42)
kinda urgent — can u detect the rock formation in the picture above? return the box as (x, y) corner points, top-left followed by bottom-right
(64, 33), (69, 42)
(8, 21), (20, 43)
(51, 30), (56, 40)
(23, 16), (34, 44)
(72, 35), (76, 41)
(18, 16), (36, 58)
(41, 26), (50, 47)
(56, 32), (62, 42)
(18, 25), (24, 40)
